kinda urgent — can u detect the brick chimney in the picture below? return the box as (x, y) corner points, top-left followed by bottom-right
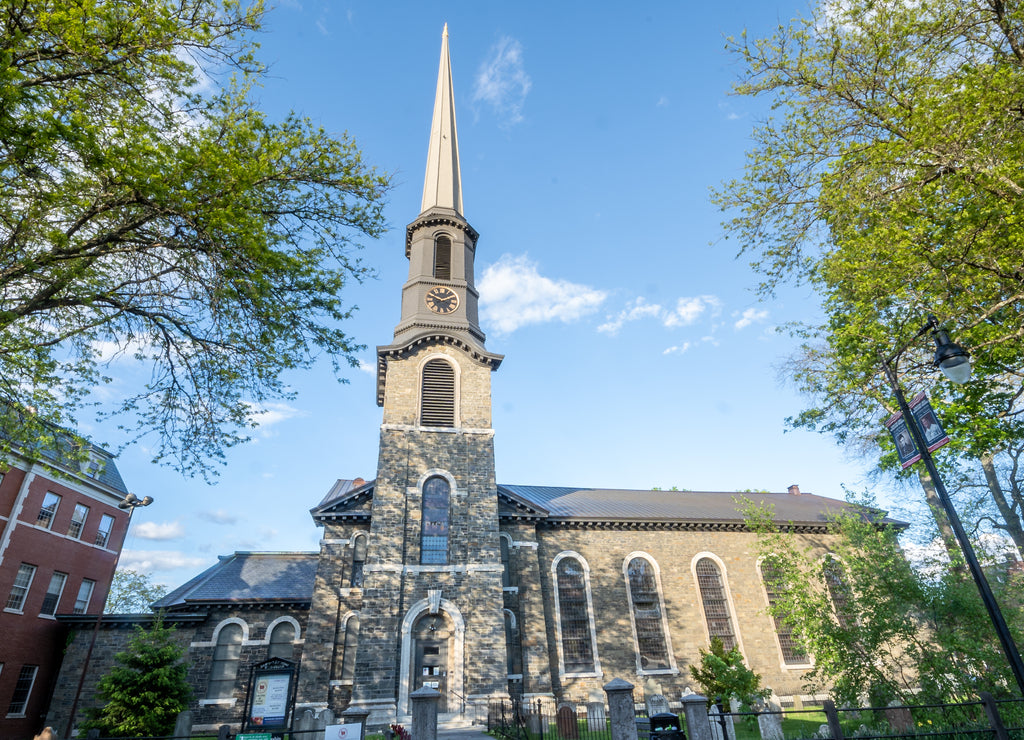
(353, 477), (366, 488)
(787, 484), (801, 495)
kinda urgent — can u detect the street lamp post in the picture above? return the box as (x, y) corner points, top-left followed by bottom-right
(881, 315), (1024, 696)
(64, 492), (154, 737)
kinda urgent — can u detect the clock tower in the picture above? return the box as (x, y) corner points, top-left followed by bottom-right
(349, 25), (507, 725)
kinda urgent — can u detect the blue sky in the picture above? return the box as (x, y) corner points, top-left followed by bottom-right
(103, 1), (916, 589)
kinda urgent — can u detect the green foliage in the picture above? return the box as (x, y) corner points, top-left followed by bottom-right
(742, 499), (1024, 704)
(714, 0), (1024, 546)
(104, 569), (168, 614)
(0, 0), (390, 477)
(689, 636), (771, 710)
(80, 617), (192, 737)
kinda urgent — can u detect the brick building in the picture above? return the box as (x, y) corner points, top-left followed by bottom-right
(47, 26), (896, 736)
(0, 441), (131, 740)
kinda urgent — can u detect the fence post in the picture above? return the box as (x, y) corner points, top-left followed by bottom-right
(604, 678), (639, 740)
(979, 692), (1010, 740)
(823, 701), (844, 740)
(410, 686), (440, 740)
(680, 694), (712, 740)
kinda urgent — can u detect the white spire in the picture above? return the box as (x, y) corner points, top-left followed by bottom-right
(421, 23), (464, 216)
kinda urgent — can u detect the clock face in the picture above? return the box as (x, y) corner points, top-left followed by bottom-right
(425, 286), (460, 315)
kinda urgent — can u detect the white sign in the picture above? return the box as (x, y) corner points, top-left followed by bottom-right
(325, 723), (362, 740)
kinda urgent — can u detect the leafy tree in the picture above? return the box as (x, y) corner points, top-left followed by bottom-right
(742, 499), (1023, 704)
(689, 636), (770, 711)
(104, 569), (168, 614)
(80, 618), (192, 737)
(0, 0), (390, 476)
(714, 0), (1024, 549)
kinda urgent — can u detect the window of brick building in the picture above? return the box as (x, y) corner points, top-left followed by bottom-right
(68, 503), (90, 539)
(823, 557), (856, 628)
(40, 571), (67, 616)
(421, 359), (455, 427)
(73, 579), (95, 614)
(626, 556), (671, 671)
(36, 492), (60, 529)
(695, 556), (737, 651)
(6, 665), (38, 717)
(339, 614), (360, 683)
(760, 558), (808, 665)
(95, 514), (114, 547)
(207, 623), (243, 699)
(350, 533), (367, 588)
(6, 564), (36, 612)
(555, 555), (596, 674)
(268, 622), (296, 660)
(420, 476), (450, 565)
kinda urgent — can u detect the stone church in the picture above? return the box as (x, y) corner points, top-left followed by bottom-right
(48, 26), (887, 735)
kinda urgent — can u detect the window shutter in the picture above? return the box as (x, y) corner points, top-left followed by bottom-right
(421, 359), (455, 427)
(434, 237), (452, 279)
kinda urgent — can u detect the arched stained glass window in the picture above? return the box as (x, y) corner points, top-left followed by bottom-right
(208, 623), (243, 699)
(627, 556), (670, 670)
(759, 558), (807, 665)
(823, 557), (856, 629)
(434, 236), (452, 279)
(421, 359), (455, 427)
(268, 621), (295, 660)
(421, 476), (450, 564)
(556, 556), (595, 673)
(695, 557), (737, 651)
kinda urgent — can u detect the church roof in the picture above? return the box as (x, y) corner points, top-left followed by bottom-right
(153, 551), (318, 609)
(498, 484), (900, 528)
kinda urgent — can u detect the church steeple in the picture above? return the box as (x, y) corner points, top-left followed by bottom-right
(376, 25), (501, 408)
(421, 23), (463, 216)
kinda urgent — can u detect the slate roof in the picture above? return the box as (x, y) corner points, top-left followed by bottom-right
(153, 551), (318, 609)
(498, 485), (900, 527)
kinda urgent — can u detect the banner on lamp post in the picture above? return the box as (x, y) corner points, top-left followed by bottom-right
(885, 392), (951, 469)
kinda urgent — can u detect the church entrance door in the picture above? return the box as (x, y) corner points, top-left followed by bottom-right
(411, 613), (450, 712)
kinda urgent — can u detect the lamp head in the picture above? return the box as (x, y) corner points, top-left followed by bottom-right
(932, 327), (971, 384)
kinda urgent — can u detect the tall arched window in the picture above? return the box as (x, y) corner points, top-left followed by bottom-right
(421, 359), (455, 427)
(340, 615), (360, 683)
(268, 621), (296, 660)
(626, 556), (670, 670)
(759, 558), (807, 665)
(350, 533), (367, 588)
(556, 556), (596, 673)
(434, 236), (452, 279)
(695, 557), (737, 651)
(500, 536), (512, 588)
(421, 476), (451, 564)
(823, 557), (856, 628)
(504, 609), (522, 675)
(207, 623), (243, 698)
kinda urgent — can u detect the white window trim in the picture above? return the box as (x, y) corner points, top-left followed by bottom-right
(263, 615), (303, 644)
(191, 617), (250, 648)
(551, 551), (603, 679)
(691, 551), (747, 659)
(5, 665), (38, 718)
(756, 555), (814, 671)
(6, 563), (37, 613)
(416, 353), (462, 429)
(622, 551), (679, 676)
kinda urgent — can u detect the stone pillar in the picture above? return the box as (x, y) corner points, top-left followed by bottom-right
(603, 678), (638, 740)
(341, 707), (370, 740)
(681, 694), (713, 740)
(410, 686), (440, 740)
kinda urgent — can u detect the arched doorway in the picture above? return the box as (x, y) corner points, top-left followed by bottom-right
(411, 612), (451, 712)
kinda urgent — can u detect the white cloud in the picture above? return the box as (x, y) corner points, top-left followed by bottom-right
(663, 344), (691, 355)
(599, 295), (721, 335)
(473, 37), (532, 126)
(356, 359), (376, 375)
(479, 254), (607, 334)
(198, 509), (239, 525)
(657, 95), (669, 107)
(119, 549), (208, 573)
(133, 521), (185, 541)
(734, 307), (770, 330)
(246, 401), (306, 437)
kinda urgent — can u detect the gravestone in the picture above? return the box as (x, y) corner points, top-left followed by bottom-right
(885, 702), (914, 733)
(557, 704), (579, 740)
(587, 702), (607, 732)
(709, 704), (736, 740)
(646, 695), (671, 717)
(756, 701), (784, 740)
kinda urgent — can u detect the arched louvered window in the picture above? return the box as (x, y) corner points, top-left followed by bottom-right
(421, 358), (455, 427)
(350, 533), (367, 588)
(823, 557), (856, 628)
(340, 614), (360, 682)
(421, 476), (450, 564)
(695, 557), (737, 651)
(268, 621), (295, 660)
(760, 558), (808, 665)
(627, 556), (670, 670)
(208, 623), (243, 699)
(434, 236), (452, 279)
(556, 556), (595, 673)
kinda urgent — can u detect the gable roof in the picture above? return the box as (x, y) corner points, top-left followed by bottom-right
(153, 551), (318, 609)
